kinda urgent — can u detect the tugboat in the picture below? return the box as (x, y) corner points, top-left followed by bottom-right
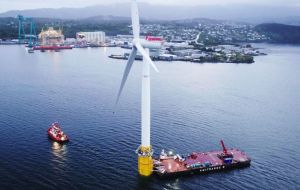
(47, 122), (69, 143)
(153, 140), (251, 177)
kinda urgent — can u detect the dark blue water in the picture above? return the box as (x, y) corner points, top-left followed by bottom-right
(0, 44), (299, 190)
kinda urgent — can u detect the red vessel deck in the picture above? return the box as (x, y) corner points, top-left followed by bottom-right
(33, 45), (72, 50)
(154, 141), (251, 177)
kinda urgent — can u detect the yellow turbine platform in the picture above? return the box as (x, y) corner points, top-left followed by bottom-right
(138, 146), (153, 176)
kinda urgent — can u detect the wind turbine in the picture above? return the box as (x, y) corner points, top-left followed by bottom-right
(114, 0), (162, 176)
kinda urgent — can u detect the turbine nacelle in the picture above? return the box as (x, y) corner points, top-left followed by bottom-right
(137, 39), (162, 50)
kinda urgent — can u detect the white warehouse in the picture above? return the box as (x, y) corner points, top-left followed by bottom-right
(76, 31), (106, 45)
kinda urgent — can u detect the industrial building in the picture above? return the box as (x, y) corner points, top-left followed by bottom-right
(76, 31), (106, 45)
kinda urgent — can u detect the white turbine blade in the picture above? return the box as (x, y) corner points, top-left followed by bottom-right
(114, 47), (138, 113)
(135, 42), (159, 73)
(131, 0), (140, 39)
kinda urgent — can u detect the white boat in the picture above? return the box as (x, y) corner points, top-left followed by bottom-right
(28, 48), (34, 53)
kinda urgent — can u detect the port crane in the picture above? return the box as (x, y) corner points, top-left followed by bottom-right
(17, 15), (37, 46)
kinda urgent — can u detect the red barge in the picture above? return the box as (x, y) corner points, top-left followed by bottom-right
(153, 140), (251, 177)
(47, 122), (69, 143)
(33, 45), (72, 51)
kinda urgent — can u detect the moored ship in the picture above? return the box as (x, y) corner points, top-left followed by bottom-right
(153, 140), (251, 177)
(35, 27), (72, 51)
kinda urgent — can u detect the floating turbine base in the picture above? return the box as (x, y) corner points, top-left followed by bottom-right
(137, 146), (153, 176)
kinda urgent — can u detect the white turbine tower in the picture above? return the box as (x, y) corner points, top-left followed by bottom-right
(114, 0), (161, 176)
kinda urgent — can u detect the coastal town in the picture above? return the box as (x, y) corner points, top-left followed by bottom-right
(108, 21), (268, 64)
(0, 17), (268, 63)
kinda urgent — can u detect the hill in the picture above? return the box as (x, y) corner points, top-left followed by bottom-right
(255, 23), (300, 44)
(1, 4), (300, 23)
(0, 16), (240, 40)
(0, 16), (131, 39)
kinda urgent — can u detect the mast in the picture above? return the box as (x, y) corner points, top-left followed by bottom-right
(138, 48), (153, 176)
(141, 48), (151, 147)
